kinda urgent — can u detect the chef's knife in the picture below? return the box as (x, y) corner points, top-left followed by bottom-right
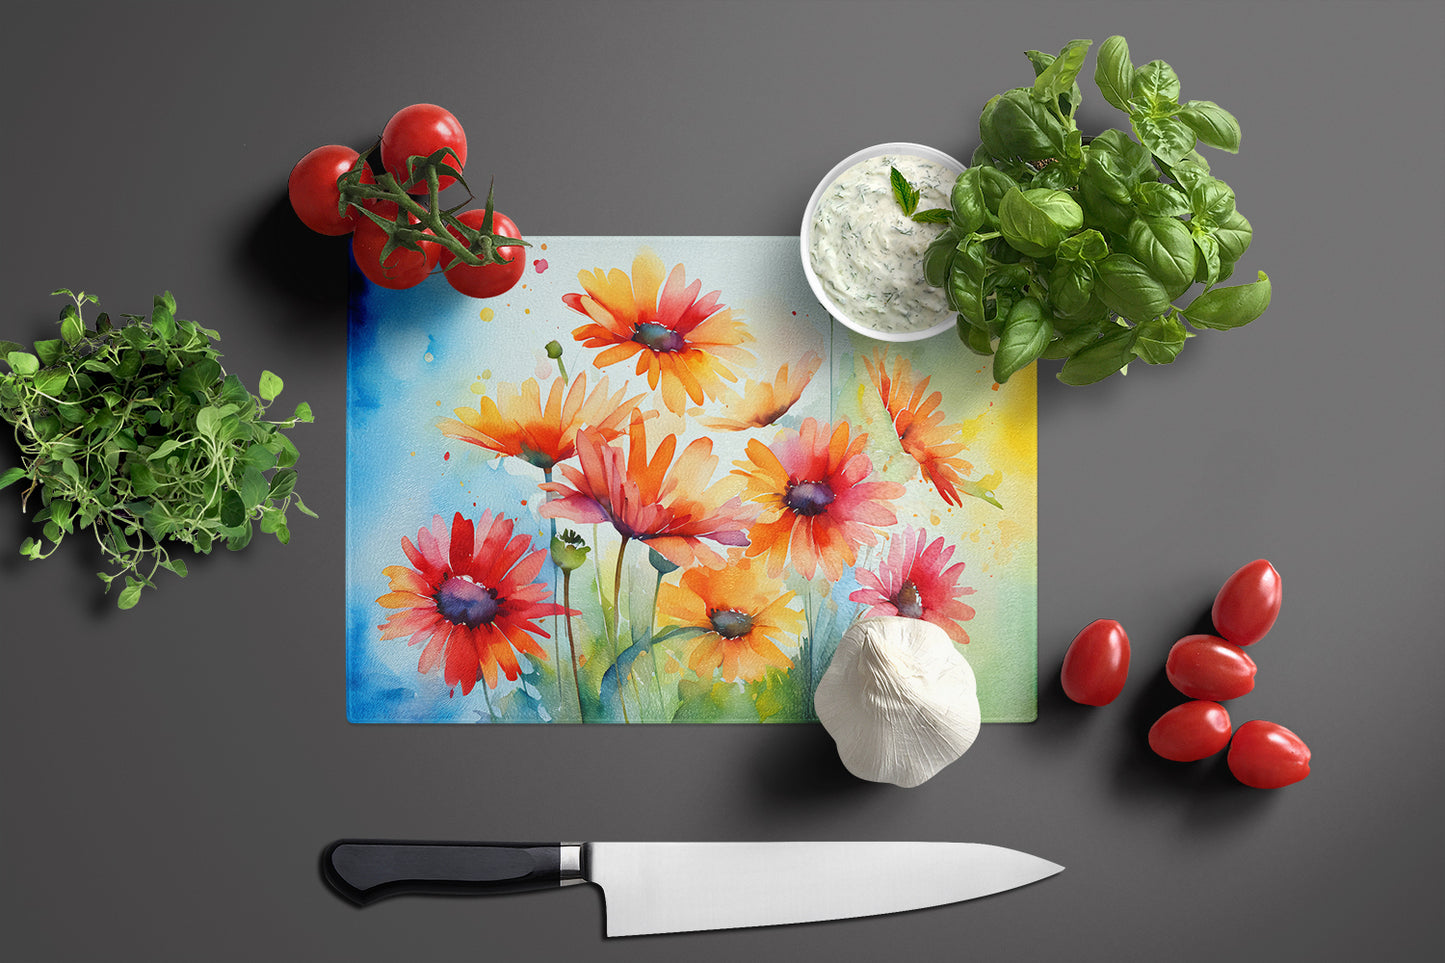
(321, 839), (1062, 936)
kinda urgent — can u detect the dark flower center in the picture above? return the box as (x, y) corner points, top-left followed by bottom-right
(632, 321), (687, 353)
(709, 609), (755, 640)
(783, 479), (836, 516)
(891, 580), (924, 619)
(434, 576), (500, 628)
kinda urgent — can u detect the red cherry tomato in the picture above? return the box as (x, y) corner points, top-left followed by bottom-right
(1212, 559), (1282, 646)
(1148, 701), (1233, 761)
(1228, 720), (1311, 788)
(381, 104), (467, 194)
(288, 145), (375, 235)
(1060, 619), (1130, 706)
(1165, 634), (1257, 701)
(440, 210), (526, 299)
(351, 200), (440, 289)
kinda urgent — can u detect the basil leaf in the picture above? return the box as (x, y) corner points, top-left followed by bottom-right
(1049, 260), (1097, 318)
(1000, 187), (1083, 258)
(1131, 60), (1182, 114)
(1126, 216), (1198, 299)
(950, 170), (989, 234)
(1133, 181), (1191, 217)
(1193, 232), (1222, 285)
(1132, 314), (1189, 364)
(1058, 325), (1137, 385)
(1183, 271), (1271, 330)
(1042, 317), (1106, 359)
(979, 88), (1069, 161)
(1187, 175), (1236, 224)
(922, 230), (959, 287)
(948, 241), (990, 331)
(995, 298), (1054, 384)
(1033, 39), (1092, 108)
(1177, 100), (1241, 152)
(975, 167), (1017, 224)
(1095, 254), (1173, 322)
(1133, 116), (1196, 166)
(1056, 228), (1109, 262)
(1095, 36), (1135, 112)
(1212, 209), (1253, 263)
(958, 316), (994, 356)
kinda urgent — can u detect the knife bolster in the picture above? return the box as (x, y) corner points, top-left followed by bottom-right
(322, 840), (564, 905)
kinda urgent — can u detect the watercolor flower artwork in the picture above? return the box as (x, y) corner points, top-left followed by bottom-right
(347, 237), (1038, 724)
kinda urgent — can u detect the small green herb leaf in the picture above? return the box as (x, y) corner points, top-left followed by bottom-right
(890, 167), (920, 216)
(5, 351), (39, 376)
(1132, 314), (1189, 364)
(911, 208), (952, 224)
(258, 370), (284, 403)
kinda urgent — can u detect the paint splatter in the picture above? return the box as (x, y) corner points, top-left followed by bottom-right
(533, 258), (549, 273)
(479, 308), (495, 322)
(443, 451), (450, 461)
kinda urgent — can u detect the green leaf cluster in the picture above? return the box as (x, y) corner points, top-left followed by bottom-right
(0, 290), (315, 608)
(931, 36), (1270, 385)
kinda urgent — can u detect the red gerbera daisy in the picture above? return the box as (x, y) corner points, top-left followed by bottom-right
(377, 511), (575, 695)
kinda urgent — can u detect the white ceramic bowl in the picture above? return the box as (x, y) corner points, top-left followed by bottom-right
(800, 142), (966, 343)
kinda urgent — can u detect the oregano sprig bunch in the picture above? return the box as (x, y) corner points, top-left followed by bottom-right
(923, 36), (1272, 385)
(0, 290), (315, 608)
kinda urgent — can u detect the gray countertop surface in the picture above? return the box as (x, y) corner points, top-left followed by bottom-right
(2, 2), (1441, 960)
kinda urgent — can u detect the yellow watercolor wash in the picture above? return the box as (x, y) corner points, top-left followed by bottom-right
(479, 308), (495, 322)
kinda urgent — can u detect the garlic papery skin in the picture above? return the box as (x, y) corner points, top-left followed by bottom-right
(814, 616), (981, 788)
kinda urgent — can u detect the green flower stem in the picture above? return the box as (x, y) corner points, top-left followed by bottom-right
(649, 569), (667, 717)
(611, 535), (632, 723)
(562, 570), (584, 720)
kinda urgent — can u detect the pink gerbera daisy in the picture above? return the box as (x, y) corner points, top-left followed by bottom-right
(848, 526), (977, 643)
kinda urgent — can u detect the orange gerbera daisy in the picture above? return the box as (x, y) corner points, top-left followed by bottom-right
(537, 414), (757, 570)
(656, 553), (804, 682)
(732, 418), (906, 582)
(563, 248), (755, 415)
(698, 351), (823, 431)
(436, 372), (645, 472)
(849, 526), (977, 643)
(863, 349), (1002, 509)
(377, 511), (575, 695)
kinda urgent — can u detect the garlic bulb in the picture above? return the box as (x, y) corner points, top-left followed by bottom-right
(814, 616), (980, 788)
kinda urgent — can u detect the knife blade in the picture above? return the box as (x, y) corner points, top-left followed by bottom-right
(321, 839), (1062, 936)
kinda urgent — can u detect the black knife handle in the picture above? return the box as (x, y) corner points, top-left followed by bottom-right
(322, 840), (571, 906)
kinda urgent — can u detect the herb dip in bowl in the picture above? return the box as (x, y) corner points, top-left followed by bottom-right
(802, 143), (965, 342)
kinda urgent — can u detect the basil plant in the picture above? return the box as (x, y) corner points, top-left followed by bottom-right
(926, 36), (1270, 385)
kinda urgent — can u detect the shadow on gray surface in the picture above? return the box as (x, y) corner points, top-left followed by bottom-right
(239, 191), (353, 314)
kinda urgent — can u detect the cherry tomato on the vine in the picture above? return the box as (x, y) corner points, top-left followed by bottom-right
(1148, 701), (1233, 761)
(381, 104), (467, 194)
(1212, 559), (1282, 646)
(1165, 634), (1257, 701)
(351, 201), (440, 290)
(440, 210), (526, 299)
(1227, 720), (1311, 788)
(288, 145), (374, 235)
(1060, 619), (1130, 706)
